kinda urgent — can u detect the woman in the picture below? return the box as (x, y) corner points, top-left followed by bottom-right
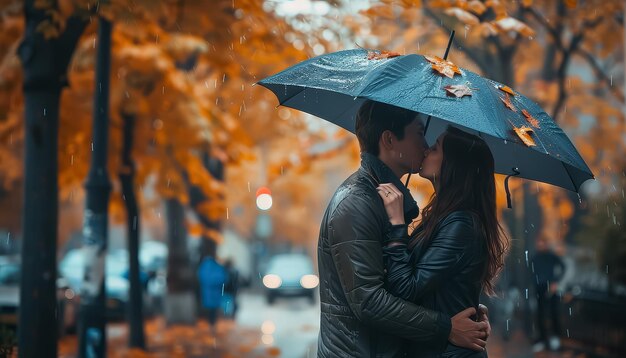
(376, 126), (508, 357)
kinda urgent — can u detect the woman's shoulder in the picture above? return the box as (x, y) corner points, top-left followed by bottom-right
(438, 210), (479, 227)
(434, 211), (481, 241)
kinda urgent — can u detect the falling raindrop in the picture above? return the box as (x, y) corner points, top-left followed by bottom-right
(503, 139), (507, 145)
(577, 193), (582, 204)
(223, 74), (226, 83)
(506, 319), (510, 331)
(71, 155), (74, 165)
(43, 108), (47, 116)
(525, 250), (529, 267)
(525, 288), (528, 300)
(248, 182), (251, 192)
(569, 307), (572, 316)
(204, 81), (209, 88)
(226, 208), (229, 220)
(610, 75), (613, 86)
(167, 178), (171, 187)
(91, 142), (94, 152)
(606, 265), (609, 274)
(566, 329), (570, 338)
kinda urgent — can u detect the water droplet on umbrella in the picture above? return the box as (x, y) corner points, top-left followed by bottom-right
(566, 329), (570, 338)
(577, 193), (582, 203)
(503, 139), (507, 144)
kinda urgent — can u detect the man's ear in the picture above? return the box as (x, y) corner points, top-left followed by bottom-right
(380, 130), (394, 151)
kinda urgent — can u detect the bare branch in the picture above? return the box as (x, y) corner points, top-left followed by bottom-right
(575, 49), (625, 104)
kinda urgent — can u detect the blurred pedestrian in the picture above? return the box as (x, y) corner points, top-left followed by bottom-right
(222, 259), (239, 319)
(531, 236), (566, 352)
(197, 255), (227, 336)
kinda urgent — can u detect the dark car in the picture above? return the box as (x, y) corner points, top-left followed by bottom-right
(262, 253), (318, 304)
(0, 255), (78, 336)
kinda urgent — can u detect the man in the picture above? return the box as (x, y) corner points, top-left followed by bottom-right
(317, 101), (489, 357)
(531, 236), (566, 352)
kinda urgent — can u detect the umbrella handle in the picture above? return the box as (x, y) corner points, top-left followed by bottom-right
(504, 168), (521, 209)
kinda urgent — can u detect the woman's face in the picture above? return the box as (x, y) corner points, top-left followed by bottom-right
(419, 133), (445, 184)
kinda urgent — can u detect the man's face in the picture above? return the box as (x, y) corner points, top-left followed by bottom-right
(391, 119), (428, 174)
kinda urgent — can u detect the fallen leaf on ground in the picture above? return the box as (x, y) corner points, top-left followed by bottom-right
(513, 125), (536, 146)
(521, 109), (540, 128)
(424, 55), (462, 78)
(443, 84), (475, 98)
(500, 93), (517, 112)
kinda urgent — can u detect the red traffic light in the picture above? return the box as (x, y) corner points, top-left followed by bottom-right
(256, 186), (272, 197)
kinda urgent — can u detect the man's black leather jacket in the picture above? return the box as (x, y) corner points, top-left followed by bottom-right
(317, 153), (451, 358)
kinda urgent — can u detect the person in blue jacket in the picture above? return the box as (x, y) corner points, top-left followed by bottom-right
(197, 255), (227, 335)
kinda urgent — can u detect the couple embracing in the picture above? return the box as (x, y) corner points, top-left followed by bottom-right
(317, 101), (508, 358)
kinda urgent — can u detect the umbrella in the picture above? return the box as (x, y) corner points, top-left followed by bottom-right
(258, 36), (594, 205)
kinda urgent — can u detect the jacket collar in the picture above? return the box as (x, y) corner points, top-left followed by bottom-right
(360, 152), (419, 223)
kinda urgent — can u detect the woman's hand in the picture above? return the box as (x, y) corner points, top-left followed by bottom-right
(376, 183), (405, 225)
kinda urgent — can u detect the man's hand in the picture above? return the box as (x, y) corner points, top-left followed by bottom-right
(449, 307), (488, 352)
(477, 304), (491, 341)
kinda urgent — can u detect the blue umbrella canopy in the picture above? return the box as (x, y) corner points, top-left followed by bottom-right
(258, 48), (594, 193)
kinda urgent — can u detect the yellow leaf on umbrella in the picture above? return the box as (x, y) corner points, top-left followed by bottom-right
(513, 125), (536, 147)
(521, 109), (540, 128)
(499, 85), (516, 96)
(443, 84), (474, 98)
(367, 50), (401, 60)
(424, 55), (462, 78)
(500, 93), (517, 112)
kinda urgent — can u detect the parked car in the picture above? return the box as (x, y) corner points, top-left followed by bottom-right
(262, 253), (318, 304)
(0, 255), (78, 336)
(59, 246), (164, 320)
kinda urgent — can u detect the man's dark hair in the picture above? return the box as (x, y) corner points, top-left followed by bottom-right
(355, 100), (418, 156)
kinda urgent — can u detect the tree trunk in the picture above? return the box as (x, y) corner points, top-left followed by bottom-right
(17, 2), (86, 357)
(119, 113), (145, 348)
(78, 12), (112, 358)
(164, 198), (196, 324)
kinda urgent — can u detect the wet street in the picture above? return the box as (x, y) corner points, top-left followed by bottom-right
(236, 290), (319, 357)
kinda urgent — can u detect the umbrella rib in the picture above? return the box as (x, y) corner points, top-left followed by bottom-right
(561, 161), (578, 192)
(278, 86), (307, 107)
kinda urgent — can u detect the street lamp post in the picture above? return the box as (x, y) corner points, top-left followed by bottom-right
(77, 10), (112, 358)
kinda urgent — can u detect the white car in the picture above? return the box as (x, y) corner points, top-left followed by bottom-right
(262, 253), (318, 304)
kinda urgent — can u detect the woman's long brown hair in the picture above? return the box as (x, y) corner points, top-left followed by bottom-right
(410, 126), (509, 296)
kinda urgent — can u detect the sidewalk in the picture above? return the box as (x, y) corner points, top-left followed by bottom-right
(41, 318), (623, 358)
(56, 318), (284, 358)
